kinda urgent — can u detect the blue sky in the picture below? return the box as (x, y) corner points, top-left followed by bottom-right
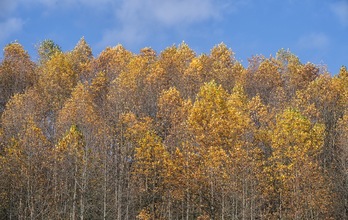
(1, 0), (347, 74)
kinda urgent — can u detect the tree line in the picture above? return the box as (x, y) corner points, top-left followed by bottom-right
(0, 38), (347, 219)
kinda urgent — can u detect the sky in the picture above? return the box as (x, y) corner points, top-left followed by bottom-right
(0, 0), (347, 74)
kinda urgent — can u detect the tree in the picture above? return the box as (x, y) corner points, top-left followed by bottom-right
(188, 81), (230, 149)
(92, 44), (133, 82)
(0, 40), (346, 219)
(158, 43), (196, 95)
(0, 42), (36, 114)
(277, 49), (320, 101)
(37, 52), (77, 112)
(108, 47), (158, 117)
(244, 57), (283, 107)
(54, 125), (86, 219)
(56, 81), (112, 218)
(133, 131), (170, 219)
(37, 39), (62, 64)
(0, 119), (51, 218)
(263, 108), (333, 219)
(186, 81), (257, 219)
(57, 82), (101, 138)
(336, 109), (348, 219)
(156, 87), (186, 148)
(1, 89), (45, 143)
(293, 74), (347, 219)
(116, 113), (155, 219)
(183, 56), (207, 100)
(210, 43), (241, 91)
(338, 65), (348, 79)
(33, 51), (78, 141)
(68, 37), (93, 82)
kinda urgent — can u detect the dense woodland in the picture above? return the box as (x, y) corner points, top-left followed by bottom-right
(0, 38), (347, 219)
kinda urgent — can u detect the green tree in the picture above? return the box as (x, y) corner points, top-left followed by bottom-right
(37, 39), (62, 64)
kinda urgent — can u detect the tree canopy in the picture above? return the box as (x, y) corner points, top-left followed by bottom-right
(0, 39), (346, 219)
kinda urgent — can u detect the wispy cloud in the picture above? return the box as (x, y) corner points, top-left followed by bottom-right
(35, 0), (113, 9)
(97, 0), (232, 48)
(117, 0), (219, 26)
(0, 1), (25, 44)
(298, 33), (330, 50)
(331, 1), (348, 27)
(2, 0), (238, 48)
(1, 0), (114, 12)
(0, 18), (24, 43)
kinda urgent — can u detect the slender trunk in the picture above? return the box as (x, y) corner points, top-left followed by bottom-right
(186, 190), (189, 220)
(210, 176), (214, 219)
(168, 191), (172, 220)
(117, 146), (123, 220)
(126, 175), (130, 220)
(102, 118), (108, 220)
(28, 159), (34, 220)
(103, 151), (107, 220)
(72, 161), (77, 220)
(242, 178), (246, 220)
(53, 153), (58, 217)
(80, 192), (84, 220)
(80, 147), (88, 220)
(221, 191), (225, 220)
(235, 196), (238, 219)
(114, 157), (119, 219)
(19, 197), (22, 220)
(250, 178), (254, 220)
(279, 192), (282, 220)
(115, 130), (122, 220)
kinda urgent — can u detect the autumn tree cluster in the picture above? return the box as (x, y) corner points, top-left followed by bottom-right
(0, 38), (347, 219)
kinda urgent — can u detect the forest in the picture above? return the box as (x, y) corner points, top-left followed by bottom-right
(0, 38), (347, 219)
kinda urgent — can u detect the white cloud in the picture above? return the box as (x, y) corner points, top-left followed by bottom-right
(0, 18), (24, 43)
(35, 0), (113, 8)
(2, 0), (237, 49)
(298, 33), (330, 50)
(96, 0), (231, 48)
(0, 0), (113, 12)
(117, 0), (219, 26)
(331, 1), (348, 27)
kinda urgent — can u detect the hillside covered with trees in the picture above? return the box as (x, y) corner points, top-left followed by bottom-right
(0, 38), (347, 219)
